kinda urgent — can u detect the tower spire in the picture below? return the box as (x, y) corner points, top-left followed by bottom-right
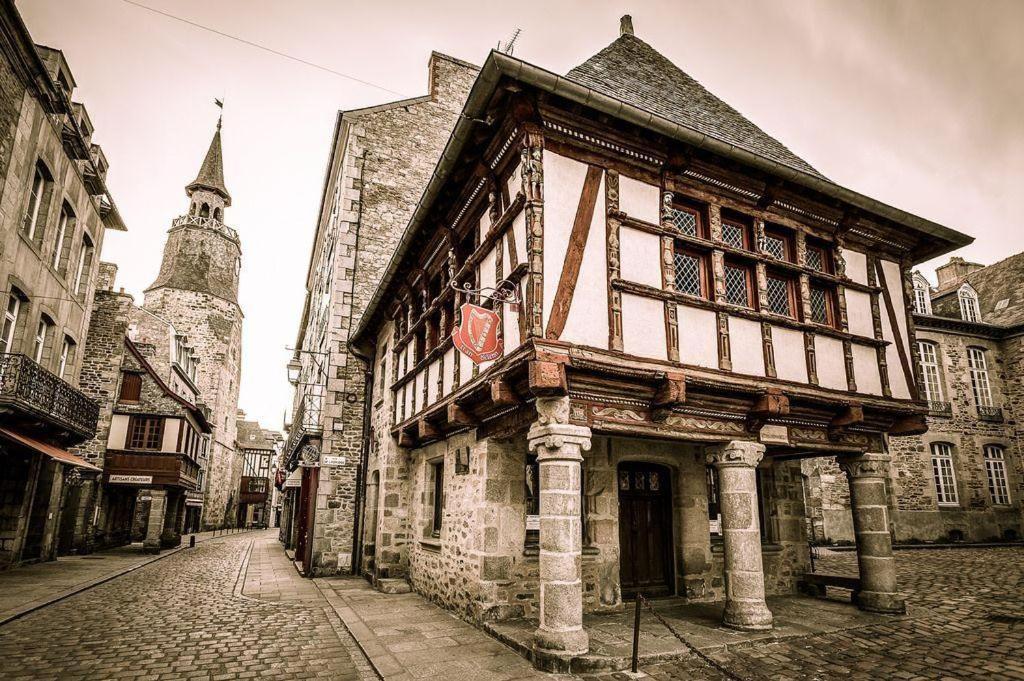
(186, 109), (231, 206)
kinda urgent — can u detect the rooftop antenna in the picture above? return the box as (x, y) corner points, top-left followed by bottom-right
(497, 28), (521, 55)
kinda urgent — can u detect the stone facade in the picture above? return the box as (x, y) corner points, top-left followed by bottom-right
(283, 52), (477, 575)
(806, 254), (1024, 544)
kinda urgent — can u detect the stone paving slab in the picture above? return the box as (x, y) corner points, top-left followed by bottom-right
(315, 575), (570, 681)
(0, 528), (258, 625)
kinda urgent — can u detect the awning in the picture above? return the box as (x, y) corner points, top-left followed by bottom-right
(0, 427), (101, 472)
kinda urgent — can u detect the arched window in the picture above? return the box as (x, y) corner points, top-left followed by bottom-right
(1, 288), (26, 354)
(930, 442), (959, 506)
(59, 335), (76, 379)
(917, 341), (943, 405)
(958, 284), (980, 322)
(213, 207), (223, 221)
(190, 202), (198, 215)
(912, 272), (932, 315)
(52, 201), (75, 272)
(73, 233), (95, 297)
(967, 347), (993, 408)
(33, 314), (54, 365)
(983, 445), (1011, 505)
(23, 160), (53, 243)
(199, 203), (210, 218)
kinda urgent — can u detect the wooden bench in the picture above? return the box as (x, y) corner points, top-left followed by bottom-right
(798, 573), (861, 603)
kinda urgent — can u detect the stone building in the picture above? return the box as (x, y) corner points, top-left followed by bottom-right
(346, 17), (972, 670)
(0, 2), (126, 568)
(281, 52), (477, 575)
(70, 261), (211, 552)
(143, 117), (244, 530)
(235, 413), (279, 528)
(806, 254), (1024, 544)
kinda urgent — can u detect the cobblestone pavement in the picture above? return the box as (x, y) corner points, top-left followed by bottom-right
(0, 531), (375, 680)
(590, 547), (1024, 681)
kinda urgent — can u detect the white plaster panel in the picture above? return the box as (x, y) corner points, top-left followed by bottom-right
(459, 346), (474, 383)
(561, 173), (608, 346)
(816, 335), (847, 391)
(677, 305), (718, 368)
(413, 372), (422, 414)
(108, 414), (129, 449)
(480, 247), (496, 293)
(161, 418), (180, 453)
(846, 290), (874, 339)
(880, 259), (912, 359)
(512, 210), (526, 266)
(427, 360), (439, 405)
(502, 238), (522, 354)
(542, 151), (590, 329)
(404, 384), (413, 419)
(728, 317), (765, 377)
(506, 159), (521, 203)
(442, 348), (455, 396)
(619, 174), (660, 224)
(772, 326), (807, 383)
(852, 343), (882, 396)
(879, 291), (912, 399)
(478, 210), (491, 244)
(844, 249), (868, 286)
(619, 226), (662, 289)
(621, 293), (667, 360)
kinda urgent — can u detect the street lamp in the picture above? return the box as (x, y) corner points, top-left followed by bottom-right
(286, 357), (302, 385)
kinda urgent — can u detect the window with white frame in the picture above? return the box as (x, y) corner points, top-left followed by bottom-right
(931, 443), (959, 506)
(52, 203), (74, 272)
(33, 317), (51, 364)
(984, 445), (1011, 505)
(1, 292), (21, 354)
(23, 162), (51, 242)
(967, 347), (993, 408)
(958, 285), (981, 322)
(917, 341), (943, 404)
(73, 234), (94, 296)
(59, 336), (75, 379)
(912, 273), (932, 315)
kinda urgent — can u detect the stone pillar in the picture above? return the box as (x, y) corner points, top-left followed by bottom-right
(706, 441), (773, 631)
(679, 451), (712, 599)
(143, 489), (167, 554)
(161, 491), (182, 549)
(528, 396), (591, 662)
(838, 452), (905, 614)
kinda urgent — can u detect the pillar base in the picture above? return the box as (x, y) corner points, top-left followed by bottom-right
(855, 590), (905, 615)
(722, 600), (774, 631)
(160, 529), (181, 549)
(142, 540), (162, 555)
(534, 627), (589, 658)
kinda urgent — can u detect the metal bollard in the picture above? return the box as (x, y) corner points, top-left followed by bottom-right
(631, 594), (642, 673)
(189, 535), (196, 548)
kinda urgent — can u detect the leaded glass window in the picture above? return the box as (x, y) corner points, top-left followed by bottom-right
(722, 221), (745, 249)
(667, 207), (699, 237)
(984, 445), (1011, 505)
(931, 443), (959, 506)
(917, 341), (943, 404)
(673, 250), (702, 297)
(809, 286), (829, 325)
(967, 347), (993, 408)
(762, 233), (786, 260)
(724, 264), (751, 307)
(766, 276), (792, 317)
(806, 247), (824, 272)
(959, 285), (980, 322)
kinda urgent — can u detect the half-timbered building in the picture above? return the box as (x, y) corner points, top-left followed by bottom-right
(348, 17), (973, 668)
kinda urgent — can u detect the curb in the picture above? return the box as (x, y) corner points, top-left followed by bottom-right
(824, 541), (1024, 552)
(0, 529), (262, 627)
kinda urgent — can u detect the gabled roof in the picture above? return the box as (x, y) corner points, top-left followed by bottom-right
(932, 251), (1024, 328)
(124, 338), (212, 433)
(567, 33), (825, 180)
(187, 119), (231, 205)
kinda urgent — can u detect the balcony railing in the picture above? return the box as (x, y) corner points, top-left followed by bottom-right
(927, 401), (952, 418)
(0, 353), (99, 441)
(283, 394), (323, 469)
(978, 406), (1004, 423)
(171, 214), (239, 242)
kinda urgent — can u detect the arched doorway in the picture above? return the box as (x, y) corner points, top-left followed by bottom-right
(617, 461), (674, 598)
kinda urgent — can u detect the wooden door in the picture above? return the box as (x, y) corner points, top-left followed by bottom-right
(295, 466), (318, 574)
(617, 462), (673, 598)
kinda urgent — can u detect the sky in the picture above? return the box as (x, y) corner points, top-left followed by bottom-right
(18, 0), (1024, 430)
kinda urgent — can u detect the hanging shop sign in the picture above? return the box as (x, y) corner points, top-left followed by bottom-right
(274, 469), (287, 490)
(452, 302), (503, 364)
(108, 474), (153, 484)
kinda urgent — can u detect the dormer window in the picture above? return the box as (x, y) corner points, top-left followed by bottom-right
(958, 284), (980, 322)
(912, 273), (932, 315)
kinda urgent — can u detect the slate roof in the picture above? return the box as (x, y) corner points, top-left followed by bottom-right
(187, 120), (231, 204)
(931, 251), (1024, 327)
(567, 33), (826, 180)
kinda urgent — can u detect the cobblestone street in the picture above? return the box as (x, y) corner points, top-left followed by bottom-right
(0, 536), (1021, 680)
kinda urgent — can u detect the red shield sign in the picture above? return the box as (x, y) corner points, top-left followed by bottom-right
(452, 302), (503, 364)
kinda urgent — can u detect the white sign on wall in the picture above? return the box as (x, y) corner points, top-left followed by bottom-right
(526, 515), (540, 531)
(108, 475), (153, 484)
(321, 455), (347, 467)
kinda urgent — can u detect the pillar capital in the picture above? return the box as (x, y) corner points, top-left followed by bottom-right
(706, 440), (765, 469)
(528, 396), (591, 462)
(838, 452), (890, 480)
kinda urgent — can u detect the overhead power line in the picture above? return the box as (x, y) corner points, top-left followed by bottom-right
(119, 0), (407, 97)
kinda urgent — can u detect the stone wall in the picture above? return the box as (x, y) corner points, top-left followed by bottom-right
(302, 53), (477, 575)
(0, 42), (27, 189)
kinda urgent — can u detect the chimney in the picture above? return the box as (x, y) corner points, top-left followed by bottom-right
(97, 261), (118, 291)
(936, 256), (984, 288)
(620, 15), (634, 36)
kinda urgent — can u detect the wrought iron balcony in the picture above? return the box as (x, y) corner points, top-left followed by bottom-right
(283, 393), (324, 469)
(927, 401), (952, 418)
(978, 406), (1004, 423)
(0, 353), (99, 442)
(171, 214), (239, 242)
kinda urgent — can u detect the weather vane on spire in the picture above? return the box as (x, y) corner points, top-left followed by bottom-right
(214, 97), (223, 130)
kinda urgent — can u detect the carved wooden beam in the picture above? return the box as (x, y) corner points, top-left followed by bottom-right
(528, 360), (568, 397)
(418, 418), (442, 442)
(397, 428), (416, 448)
(888, 414), (927, 436)
(447, 403), (477, 428)
(746, 389), (790, 431)
(828, 404), (865, 441)
(652, 371), (686, 408)
(490, 377), (520, 407)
